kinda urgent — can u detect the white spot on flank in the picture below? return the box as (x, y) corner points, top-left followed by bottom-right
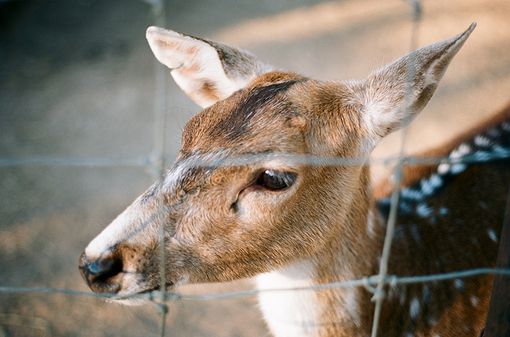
(450, 143), (471, 159)
(416, 203), (433, 218)
(401, 188), (423, 200)
(449, 163), (467, 174)
(420, 179), (434, 195)
(437, 163), (451, 175)
(439, 207), (448, 216)
(428, 174), (443, 189)
(454, 279), (464, 290)
(488, 228), (498, 242)
(457, 143), (472, 155)
(474, 135), (491, 147)
(470, 296), (479, 306)
(410, 297), (420, 320)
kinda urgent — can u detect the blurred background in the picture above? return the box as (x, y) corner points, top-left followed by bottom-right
(0, 0), (509, 336)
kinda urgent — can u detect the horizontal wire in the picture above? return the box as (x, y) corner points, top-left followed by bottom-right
(0, 150), (508, 168)
(0, 155), (152, 168)
(1, 268), (508, 302)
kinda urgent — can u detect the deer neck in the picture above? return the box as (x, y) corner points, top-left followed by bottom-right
(256, 167), (379, 337)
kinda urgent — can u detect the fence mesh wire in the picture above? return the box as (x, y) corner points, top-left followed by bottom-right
(1, 0), (509, 336)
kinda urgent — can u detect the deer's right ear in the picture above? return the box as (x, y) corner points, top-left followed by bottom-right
(353, 23), (476, 148)
(146, 26), (274, 108)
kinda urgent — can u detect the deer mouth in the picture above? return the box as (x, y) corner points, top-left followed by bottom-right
(139, 282), (175, 295)
(134, 281), (175, 298)
(111, 282), (175, 305)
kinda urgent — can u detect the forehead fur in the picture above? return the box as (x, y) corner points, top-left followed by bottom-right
(180, 71), (364, 157)
(181, 72), (308, 154)
(294, 80), (366, 156)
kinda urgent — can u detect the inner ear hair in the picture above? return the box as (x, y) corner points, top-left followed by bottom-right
(146, 26), (274, 108)
(357, 23), (476, 140)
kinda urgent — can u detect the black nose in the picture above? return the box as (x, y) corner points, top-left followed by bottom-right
(79, 252), (123, 294)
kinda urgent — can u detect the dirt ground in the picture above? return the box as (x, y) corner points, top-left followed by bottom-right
(0, 0), (509, 336)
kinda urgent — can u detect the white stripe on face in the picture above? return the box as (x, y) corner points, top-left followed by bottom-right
(85, 201), (156, 258)
(84, 165), (194, 259)
(162, 151), (230, 190)
(84, 151), (227, 259)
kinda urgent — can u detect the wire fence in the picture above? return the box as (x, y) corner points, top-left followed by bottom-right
(1, 0), (509, 336)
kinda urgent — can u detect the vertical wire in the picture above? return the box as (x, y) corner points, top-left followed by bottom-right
(369, 1), (422, 336)
(148, 0), (169, 336)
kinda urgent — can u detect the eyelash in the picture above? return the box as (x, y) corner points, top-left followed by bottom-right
(229, 169), (297, 213)
(254, 169), (297, 191)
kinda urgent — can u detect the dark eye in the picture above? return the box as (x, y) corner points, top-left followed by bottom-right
(255, 170), (297, 191)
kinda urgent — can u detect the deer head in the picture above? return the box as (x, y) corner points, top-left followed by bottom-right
(79, 24), (475, 300)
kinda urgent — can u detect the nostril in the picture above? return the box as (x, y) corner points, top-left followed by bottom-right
(79, 252), (123, 293)
(88, 257), (123, 281)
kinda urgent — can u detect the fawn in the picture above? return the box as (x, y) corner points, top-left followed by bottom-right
(79, 23), (510, 337)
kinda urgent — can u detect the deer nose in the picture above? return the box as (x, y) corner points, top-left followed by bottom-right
(79, 252), (123, 294)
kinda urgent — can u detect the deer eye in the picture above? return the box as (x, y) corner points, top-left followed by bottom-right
(255, 170), (296, 191)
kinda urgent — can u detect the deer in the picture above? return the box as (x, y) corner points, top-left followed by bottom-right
(79, 23), (510, 337)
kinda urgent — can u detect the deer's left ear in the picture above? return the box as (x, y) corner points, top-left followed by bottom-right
(354, 23), (476, 144)
(146, 26), (274, 108)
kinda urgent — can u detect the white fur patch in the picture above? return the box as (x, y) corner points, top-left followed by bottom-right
(410, 297), (420, 320)
(366, 209), (376, 238)
(146, 26), (266, 108)
(487, 228), (498, 242)
(474, 135), (491, 147)
(162, 160), (188, 190)
(401, 188), (424, 200)
(256, 260), (320, 337)
(454, 279), (464, 290)
(146, 27), (239, 107)
(449, 143), (471, 159)
(416, 203), (433, 218)
(341, 288), (361, 327)
(437, 163), (451, 175)
(85, 203), (154, 258)
(362, 99), (398, 140)
(163, 151), (226, 191)
(449, 163), (467, 174)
